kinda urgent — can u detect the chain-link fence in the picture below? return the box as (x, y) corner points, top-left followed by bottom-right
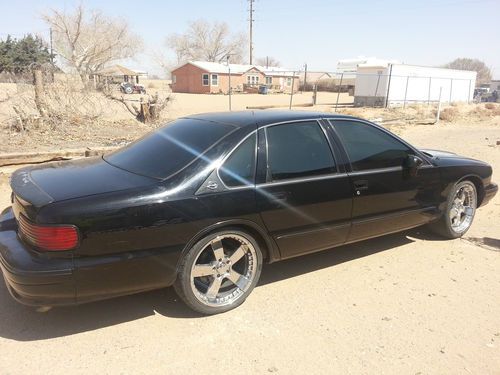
(216, 69), (477, 112)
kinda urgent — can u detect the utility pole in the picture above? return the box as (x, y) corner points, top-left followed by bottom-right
(249, 0), (255, 64)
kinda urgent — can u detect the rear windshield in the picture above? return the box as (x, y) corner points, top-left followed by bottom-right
(104, 118), (236, 179)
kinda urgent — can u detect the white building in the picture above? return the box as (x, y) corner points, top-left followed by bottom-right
(354, 62), (477, 107)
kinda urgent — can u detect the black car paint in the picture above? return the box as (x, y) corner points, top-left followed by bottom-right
(0, 111), (497, 306)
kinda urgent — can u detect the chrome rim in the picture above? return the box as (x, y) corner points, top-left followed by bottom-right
(190, 234), (258, 308)
(449, 183), (476, 233)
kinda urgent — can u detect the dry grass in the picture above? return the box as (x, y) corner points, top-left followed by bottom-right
(483, 103), (500, 115)
(337, 102), (500, 125)
(337, 104), (437, 124)
(439, 107), (460, 121)
(8, 81), (116, 132)
(467, 103), (500, 118)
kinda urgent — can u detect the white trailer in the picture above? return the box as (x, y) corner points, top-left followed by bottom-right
(354, 63), (477, 107)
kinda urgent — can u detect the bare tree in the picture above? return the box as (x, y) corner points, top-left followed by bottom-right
(42, 4), (143, 85)
(102, 88), (171, 124)
(167, 20), (246, 64)
(443, 58), (492, 85)
(255, 56), (281, 68)
(151, 51), (174, 78)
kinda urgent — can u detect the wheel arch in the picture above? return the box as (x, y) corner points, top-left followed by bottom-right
(175, 219), (280, 274)
(458, 174), (485, 206)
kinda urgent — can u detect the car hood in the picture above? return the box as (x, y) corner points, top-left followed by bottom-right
(10, 157), (156, 208)
(419, 148), (479, 160)
(419, 148), (490, 168)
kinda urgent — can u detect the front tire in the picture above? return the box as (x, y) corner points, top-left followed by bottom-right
(429, 180), (477, 239)
(174, 229), (263, 315)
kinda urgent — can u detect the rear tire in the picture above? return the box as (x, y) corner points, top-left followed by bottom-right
(429, 180), (477, 239)
(174, 229), (263, 315)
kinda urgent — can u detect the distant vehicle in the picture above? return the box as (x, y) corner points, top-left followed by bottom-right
(475, 88), (499, 103)
(0, 111), (497, 315)
(120, 82), (146, 94)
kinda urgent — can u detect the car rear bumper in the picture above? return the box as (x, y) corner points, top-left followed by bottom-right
(0, 208), (76, 306)
(481, 182), (498, 207)
(0, 207), (180, 307)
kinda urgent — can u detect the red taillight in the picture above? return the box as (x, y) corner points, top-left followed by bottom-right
(18, 215), (79, 251)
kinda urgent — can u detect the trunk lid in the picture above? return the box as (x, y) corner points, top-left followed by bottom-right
(10, 157), (156, 211)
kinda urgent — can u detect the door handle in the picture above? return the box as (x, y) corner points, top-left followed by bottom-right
(272, 191), (290, 201)
(353, 180), (369, 195)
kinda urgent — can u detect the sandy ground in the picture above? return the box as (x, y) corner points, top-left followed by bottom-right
(0, 116), (499, 374)
(167, 91), (351, 118)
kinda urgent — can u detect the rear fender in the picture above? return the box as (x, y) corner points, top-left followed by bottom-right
(176, 219), (280, 274)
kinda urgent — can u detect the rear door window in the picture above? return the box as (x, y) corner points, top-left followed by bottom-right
(266, 121), (336, 181)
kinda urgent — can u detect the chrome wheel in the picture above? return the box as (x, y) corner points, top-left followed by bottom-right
(449, 182), (476, 233)
(190, 234), (258, 308)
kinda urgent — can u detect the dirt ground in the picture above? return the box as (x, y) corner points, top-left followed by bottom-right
(0, 110), (499, 374)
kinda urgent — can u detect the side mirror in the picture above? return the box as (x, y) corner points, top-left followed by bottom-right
(404, 155), (423, 177)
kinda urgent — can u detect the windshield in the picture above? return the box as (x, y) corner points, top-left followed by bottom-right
(104, 118), (237, 179)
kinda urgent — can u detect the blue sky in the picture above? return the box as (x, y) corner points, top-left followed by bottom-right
(1, 0), (499, 78)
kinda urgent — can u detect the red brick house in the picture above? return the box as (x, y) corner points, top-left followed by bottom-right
(170, 61), (299, 94)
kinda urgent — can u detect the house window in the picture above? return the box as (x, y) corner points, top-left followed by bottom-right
(265, 76), (272, 85)
(172, 75), (176, 84)
(247, 75), (259, 85)
(286, 77), (292, 86)
(202, 73), (209, 86)
(211, 74), (218, 86)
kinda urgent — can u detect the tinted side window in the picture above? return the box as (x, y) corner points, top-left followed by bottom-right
(333, 120), (411, 171)
(219, 134), (256, 187)
(266, 121), (336, 181)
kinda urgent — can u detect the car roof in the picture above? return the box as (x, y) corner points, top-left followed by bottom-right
(182, 110), (359, 128)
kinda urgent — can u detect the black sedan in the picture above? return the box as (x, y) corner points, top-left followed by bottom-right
(0, 111), (497, 314)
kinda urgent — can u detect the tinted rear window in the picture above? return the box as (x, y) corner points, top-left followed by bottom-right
(104, 118), (236, 179)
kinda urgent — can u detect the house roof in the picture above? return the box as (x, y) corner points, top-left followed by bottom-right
(96, 65), (147, 77)
(298, 72), (333, 82)
(173, 61), (298, 77)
